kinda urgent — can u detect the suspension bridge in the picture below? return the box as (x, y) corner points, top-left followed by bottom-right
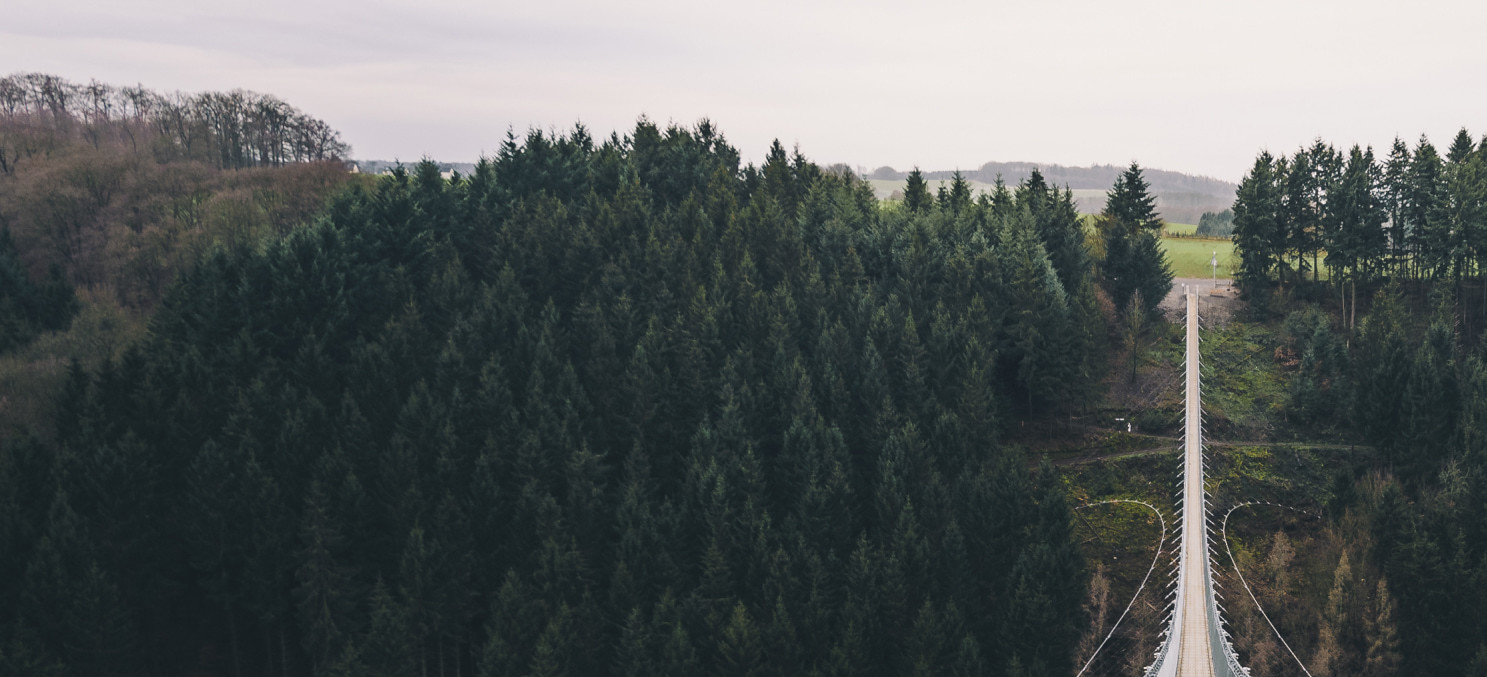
(1075, 286), (1327, 676)
(1144, 285), (1246, 676)
(1079, 286), (1250, 676)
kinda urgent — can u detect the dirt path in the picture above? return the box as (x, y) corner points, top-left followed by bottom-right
(1161, 277), (1240, 325)
(1046, 437), (1364, 469)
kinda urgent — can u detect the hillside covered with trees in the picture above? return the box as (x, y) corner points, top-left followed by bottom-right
(0, 73), (358, 440)
(1219, 129), (1487, 675)
(0, 119), (1132, 676)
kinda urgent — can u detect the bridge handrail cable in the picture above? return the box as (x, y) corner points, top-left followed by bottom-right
(1073, 499), (1172, 677)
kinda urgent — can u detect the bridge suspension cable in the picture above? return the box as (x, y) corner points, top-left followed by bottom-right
(1218, 502), (1322, 677)
(1074, 499), (1172, 677)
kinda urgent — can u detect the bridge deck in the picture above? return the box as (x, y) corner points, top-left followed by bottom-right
(1175, 287), (1216, 676)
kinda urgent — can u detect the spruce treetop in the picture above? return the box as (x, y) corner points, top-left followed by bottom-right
(1102, 162), (1162, 235)
(1448, 128), (1476, 164)
(903, 167), (932, 215)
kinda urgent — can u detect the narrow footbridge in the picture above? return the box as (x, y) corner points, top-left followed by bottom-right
(1147, 286), (1246, 677)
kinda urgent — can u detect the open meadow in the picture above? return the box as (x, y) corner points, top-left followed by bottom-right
(866, 178), (1110, 205)
(1160, 236), (1235, 278)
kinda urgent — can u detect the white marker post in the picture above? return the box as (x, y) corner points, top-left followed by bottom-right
(1211, 250), (1218, 289)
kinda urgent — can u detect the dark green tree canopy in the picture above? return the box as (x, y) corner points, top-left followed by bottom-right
(0, 120), (1100, 677)
(1099, 162), (1171, 312)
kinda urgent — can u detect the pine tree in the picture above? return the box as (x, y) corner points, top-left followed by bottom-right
(295, 482), (352, 672)
(1383, 138), (1412, 276)
(762, 596), (802, 677)
(903, 168), (933, 215)
(1103, 161), (1163, 235)
(1308, 139), (1342, 282)
(324, 641), (367, 677)
(1457, 357), (1487, 460)
(1074, 565), (1112, 666)
(1407, 136), (1449, 279)
(716, 602), (762, 677)
(1364, 578), (1402, 677)
(1446, 136), (1487, 288)
(1449, 128), (1477, 164)
(1122, 291), (1147, 383)
(1320, 551), (1363, 675)
(989, 175), (1014, 219)
(951, 634), (986, 677)
(1312, 620), (1342, 677)
(905, 599), (947, 675)
(65, 561), (137, 676)
(1354, 288), (1411, 461)
(480, 573), (539, 677)
(658, 613), (701, 677)
(946, 170), (973, 215)
(1327, 145), (1387, 327)
(1100, 163), (1171, 313)
(1004, 212), (1078, 411)
(527, 604), (574, 677)
(364, 580), (417, 677)
(823, 619), (868, 677)
(1233, 151), (1287, 308)
(1021, 171), (1090, 293)
(1400, 307), (1458, 474)
(616, 608), (655, 677)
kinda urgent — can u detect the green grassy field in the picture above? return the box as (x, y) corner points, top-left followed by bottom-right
(878, 194), (1234, 278)
(867, 179), (1109, 205)
(1160, 237), (1235, 278)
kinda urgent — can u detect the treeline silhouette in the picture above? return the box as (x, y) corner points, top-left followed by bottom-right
(1232, 131), (1487, 325)
(869, 162), (1235, 198)
(0, 73), (356, 311)
(1194, 210), (1233, 238)
(0, 120), (1107, 676)
(0, 72), (349, 174)
(0, 75), (359, 442)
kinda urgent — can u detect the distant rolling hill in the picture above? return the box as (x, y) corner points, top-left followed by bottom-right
(356, 158), (1238, 226)
(866, 162), (1236, 224)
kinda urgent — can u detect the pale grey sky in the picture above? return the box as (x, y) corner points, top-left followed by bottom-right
(4, 0), (1484, 181)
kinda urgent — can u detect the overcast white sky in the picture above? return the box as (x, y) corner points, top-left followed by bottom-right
(4, 0), (1484, 181)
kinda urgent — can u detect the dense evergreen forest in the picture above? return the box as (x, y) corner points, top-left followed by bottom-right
(1225, 130), (1487, 675)
(0, 118), (1151, 676)
(1194, 209), (1233, 238)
